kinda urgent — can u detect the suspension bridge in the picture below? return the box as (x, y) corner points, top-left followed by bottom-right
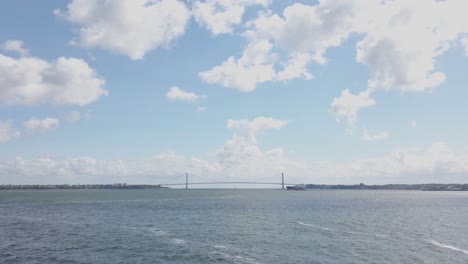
(158, 172), (303, 189)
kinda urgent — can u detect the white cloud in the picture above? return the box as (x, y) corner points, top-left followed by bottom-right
(65, 110), (81, 123)
(0, 120), (20, 143)
(200, 39), (313, 91)
(245, 0), (468, 92)
(329, 89), (375, 125)
(24, 118), (59, 134)
(410, 121), (417, 128)
(200, 40), (277, 91)
(1, 40), (29, 56)
(193, 0), (270, 35)
(0, 52), (107, 106)
(55, 0), (191, 60)
(245, 2), (359, 64)
(226, 116), (288, 143)
(202, 0), (468, 124)
(198, 1), (359, 90)
(276, 53), (313, 81)
(215, 117), (295, 178)
(361, 128), (389, 141)
(166, 87), (199, 102)
(354, 0), (468, 92)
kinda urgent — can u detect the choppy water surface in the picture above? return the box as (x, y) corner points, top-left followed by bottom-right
(1, 189), (468, 263)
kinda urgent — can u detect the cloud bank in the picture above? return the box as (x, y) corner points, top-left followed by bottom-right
(2, 114), (466, 185)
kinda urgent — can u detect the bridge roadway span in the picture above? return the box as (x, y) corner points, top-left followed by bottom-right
(161, 182), (299, 186)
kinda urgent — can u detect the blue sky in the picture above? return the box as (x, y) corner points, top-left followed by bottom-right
(1, 0), (468, 185)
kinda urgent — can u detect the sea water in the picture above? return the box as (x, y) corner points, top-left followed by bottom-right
(1, 189), (468, 263)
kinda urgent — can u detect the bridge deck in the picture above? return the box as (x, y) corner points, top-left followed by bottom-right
(161, 182), (299, 186)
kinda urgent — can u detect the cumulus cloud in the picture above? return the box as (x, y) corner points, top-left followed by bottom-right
(201, 0), (468, 126)
(361, 128), (389, 141)
(214, 117), (296, 178)
(193, 0), (270, 35)
(199, 1), (357, 90)
(245, 0), (468, 92)
(276, 53), (313, 81)
(166, 87), (199, 102)
(0, 52), (107, 106)
(245, 2), (359, 64)
(0, 120), (20, 143)
(1, 40), (29, 56)
(200, 40), (277, 91)
(329, 89), (375, 125)
(24, 117), (60, 134)
(200, 39), (313, 91)
(55, 0), (191, 60)
(226, 116), (288, 143)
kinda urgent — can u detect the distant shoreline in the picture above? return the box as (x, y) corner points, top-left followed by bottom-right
(304, 183), (468, 191)
(0, 184), (167, 190)
(1, 183), (467, 191)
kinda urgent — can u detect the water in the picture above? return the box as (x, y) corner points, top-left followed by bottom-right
(1, 189), (468, 264)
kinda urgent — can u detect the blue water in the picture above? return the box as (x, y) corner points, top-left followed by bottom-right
(1, 189), (468, 263)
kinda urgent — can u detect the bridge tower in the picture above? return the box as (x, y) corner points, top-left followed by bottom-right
(282, 172), (285, 190)
(185, 172), (188, 189)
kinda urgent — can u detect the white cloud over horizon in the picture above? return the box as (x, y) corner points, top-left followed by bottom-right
(55, 0), (191, 60)
(2, 113), (466, 185)
(2, 142), (467, 185)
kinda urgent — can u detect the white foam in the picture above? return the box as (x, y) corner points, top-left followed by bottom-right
(298, 221), (313, 227)
(298, 221), (334, 232)
(428, 240), (468, 256)
(214, 245), (228, 250)
(212, 245), (262, 264)
(148, 228), (168, 236)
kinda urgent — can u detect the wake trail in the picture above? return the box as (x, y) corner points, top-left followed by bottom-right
(428, 240), (468, 256)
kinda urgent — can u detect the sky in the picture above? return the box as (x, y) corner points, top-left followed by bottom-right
(1, 0), (468, 186)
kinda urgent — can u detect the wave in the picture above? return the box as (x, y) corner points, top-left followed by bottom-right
(148, 228), (169, 237)
(145, 227), (261, 263)
(428, 240), (468, 256)
(171, 238), (186, 245)
(298, 221), (334, 231)
(211, 244), (262, 264)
